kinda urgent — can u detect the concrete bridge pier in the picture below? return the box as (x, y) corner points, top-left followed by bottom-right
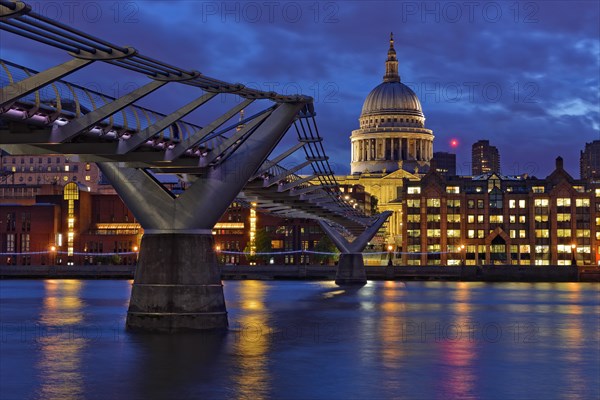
(319, 211), (391, 285)
(128, 233), (226, 332)
(99, 102), (304, 332)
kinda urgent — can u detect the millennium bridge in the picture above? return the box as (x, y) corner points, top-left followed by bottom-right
(0, 0), (390, 332)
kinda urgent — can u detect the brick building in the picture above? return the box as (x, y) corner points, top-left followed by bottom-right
(1, 183), (140, 266)
(401, 157), (598, 266)
(1, 186), (329, 266)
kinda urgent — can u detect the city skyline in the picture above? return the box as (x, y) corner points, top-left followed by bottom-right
(1, 1), (598, 177)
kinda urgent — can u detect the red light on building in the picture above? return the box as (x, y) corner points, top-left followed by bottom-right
(450, 139), (459, 148)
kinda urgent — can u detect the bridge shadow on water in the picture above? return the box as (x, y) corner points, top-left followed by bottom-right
(123, 331), (231, 398)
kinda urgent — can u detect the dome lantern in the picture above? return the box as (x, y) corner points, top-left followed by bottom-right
(384, 32), (400, 83)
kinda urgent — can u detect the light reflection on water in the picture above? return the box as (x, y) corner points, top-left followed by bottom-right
(0, 280), (598, 400)
(38, 280), (85, 400)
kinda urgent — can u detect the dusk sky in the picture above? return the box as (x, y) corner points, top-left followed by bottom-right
(2, 0), (599, 177)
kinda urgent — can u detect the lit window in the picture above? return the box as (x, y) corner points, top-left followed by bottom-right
(509, 215), (516, 223)
(519, 230), (527, 238)
(576, 229), (590, 238)
(509, 200), (516, 209)
(447, 229), (460, 238)
(447, 214), (460, 223)
(556, 229), (571, 238)
(446, 186), (460, 194)
(407, 215), (420, 223)
(477, 215), (484, 223)
(427, 214), (441, 222)
(519, 200), (526, 208)
(557, 213), (571, 222)
(467, 215), (475, 223)
(510, 230), (516, 238)
(576, 198), (590, 207)
(407, 199), (420, 208)
(63, 176), (68, 181)
(535, 245), (549, 254)
(447, 199), (461, 208)
(534, 199), (549, 207)
(64, 165), (70, 172)
(85, 176), (91, 181)
(468, 230), (475, 238)
(556, 198), (571, 207)
(427, 198), (441, 207)
(535, 229), (550, 238)
(490, 215), (503, 223)
(426, 229), (441, 237)
(408, 187), (421, 194)
(532, 186), (544, 193)
(519, 215), (526, 223)
(595, 189), (600, 198)
(477, 230), (485, 238)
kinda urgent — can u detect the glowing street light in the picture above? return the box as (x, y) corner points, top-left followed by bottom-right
(387, 244), (394, 267)
(49, 245), (56, 266)
(571, 243), (577, 266)
(460, 244), (466, 266)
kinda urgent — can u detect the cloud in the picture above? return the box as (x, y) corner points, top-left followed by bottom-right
(1, 0), (598, 177)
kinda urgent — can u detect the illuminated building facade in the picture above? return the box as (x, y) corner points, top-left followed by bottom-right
(580, 140), (600, 180)
(472, 140), (500, 175)
(0, 153), (102, 196)
(401, 157), (598, 266)
(432, 152), (457, 177)
(338, 184), (373, 214)
(1, 187), (140, 266)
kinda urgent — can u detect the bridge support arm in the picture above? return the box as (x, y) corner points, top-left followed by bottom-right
(319, 211), (392, 285)
(98, 101), (305, 332)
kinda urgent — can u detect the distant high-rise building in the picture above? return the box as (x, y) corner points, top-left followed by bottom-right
(580, 140), (600, 180)
(432, 152), (456, 176)
(472, 140), (500, 175)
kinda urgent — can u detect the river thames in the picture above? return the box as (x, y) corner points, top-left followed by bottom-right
(0, 280), (598, 399)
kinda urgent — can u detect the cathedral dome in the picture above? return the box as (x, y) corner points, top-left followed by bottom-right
(350, 33), (434, 176)
(361, 81), (423, 117)
(360, 32), (424, 119)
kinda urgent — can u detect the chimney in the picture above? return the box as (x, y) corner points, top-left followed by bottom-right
(556, 156), (564, 170)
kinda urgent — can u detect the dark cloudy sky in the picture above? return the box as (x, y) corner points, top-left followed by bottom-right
(2, 1), (599, 177)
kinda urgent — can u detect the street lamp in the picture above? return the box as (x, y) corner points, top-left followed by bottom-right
(215, 245), (223, 264)
(460, 244), (466, 266)
(571, 243), (577, 266)
(387, 244), (394, 267)
(50, 245), (56, 266)
(132, 245), (139, 263)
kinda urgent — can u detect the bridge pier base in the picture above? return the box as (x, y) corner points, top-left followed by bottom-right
(126, 233), (227, 332)
(335, 253), (367, 285)
(318, 211), (392, 287)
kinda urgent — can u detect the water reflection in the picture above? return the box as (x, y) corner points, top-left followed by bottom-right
(438, 282), (477, 399)
(37, 280), (85, 400)
(379, 281), (406, 392)
(231, 280), (271, 400)
(1, 280), (597, 399)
